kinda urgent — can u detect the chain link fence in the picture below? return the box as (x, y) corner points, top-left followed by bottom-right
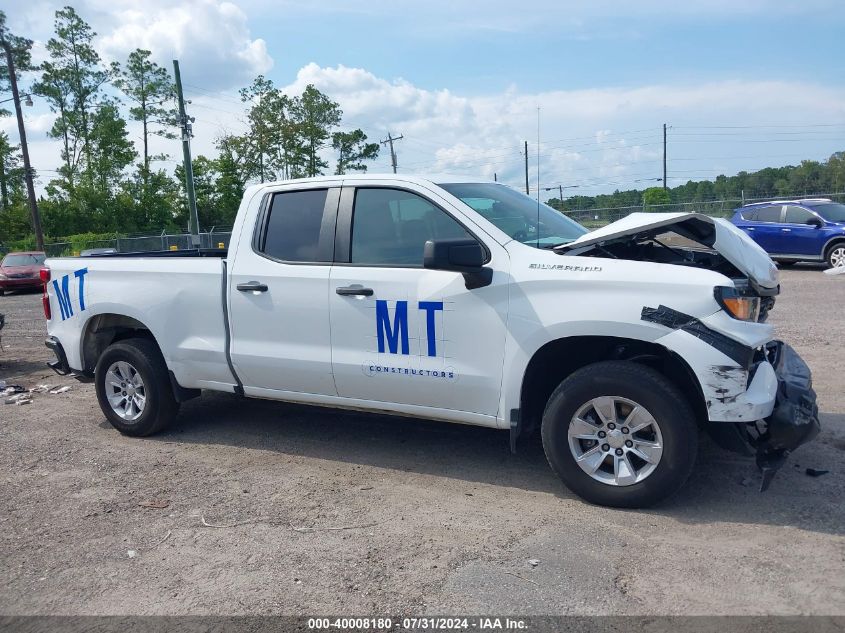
(42, 227), (234, 258)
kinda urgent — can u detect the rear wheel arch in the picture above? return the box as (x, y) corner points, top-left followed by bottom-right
(80, 313), (159, 374)
(517, 335), (706, 438)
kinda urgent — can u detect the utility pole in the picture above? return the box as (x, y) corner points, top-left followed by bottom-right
(524, 141), (529, 195)
(1, 38), (43, 251)
(380, 132), (403, 173)
(173, 60), (200, 247)
(663, 123), (668, 190)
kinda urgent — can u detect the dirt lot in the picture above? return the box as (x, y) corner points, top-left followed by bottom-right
(0, 267), (843, 616)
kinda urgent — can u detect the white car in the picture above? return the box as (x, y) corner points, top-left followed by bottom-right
(40, 174), (819, 507)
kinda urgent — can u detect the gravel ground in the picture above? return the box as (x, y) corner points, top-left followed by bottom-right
(0, 266), (843, 616)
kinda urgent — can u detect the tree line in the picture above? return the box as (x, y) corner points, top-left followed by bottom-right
(0, 6), (380, 247)
(551, 152), (845, 212)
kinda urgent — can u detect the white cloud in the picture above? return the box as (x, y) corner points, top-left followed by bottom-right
(12, 0), (272, 90)
(274, 65), (845, 193)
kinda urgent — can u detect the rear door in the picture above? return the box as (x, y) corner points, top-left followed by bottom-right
(744, 205), (784, 253)
(782, 205), (824, 256)
(229, 184), (339, 396)
(328, 183), (510, 417)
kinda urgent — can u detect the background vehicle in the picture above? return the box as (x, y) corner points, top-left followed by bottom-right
(0, 251), (47, 296)
(39, 175), (818, 508)
(730, 198), (845, 268)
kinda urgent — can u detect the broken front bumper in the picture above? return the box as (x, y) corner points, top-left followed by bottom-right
(754, 341), (820, 488)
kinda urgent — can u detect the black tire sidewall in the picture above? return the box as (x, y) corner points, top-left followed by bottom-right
(542, 361), (698, 508)
(826, 243), (845, 268)
(94, 338), (175, 436)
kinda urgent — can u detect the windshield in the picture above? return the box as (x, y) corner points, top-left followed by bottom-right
(806, 202), (845, 223)
(2, 253), (45, 267)
(439, 182), (588, 248)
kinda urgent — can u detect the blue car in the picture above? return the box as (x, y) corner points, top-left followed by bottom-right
(730, 198), (845, 268)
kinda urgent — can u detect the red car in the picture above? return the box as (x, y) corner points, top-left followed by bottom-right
(0, 251), (47, 295)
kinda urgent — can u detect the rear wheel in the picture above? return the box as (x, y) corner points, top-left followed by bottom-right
(541, 361), (698, 508)
(95, 337), (179, 436)
(827, 243), (845, 269)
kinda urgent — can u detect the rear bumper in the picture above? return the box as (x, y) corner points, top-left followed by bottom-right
(0, 277), (40, 290)
(45, 336), (72, 375)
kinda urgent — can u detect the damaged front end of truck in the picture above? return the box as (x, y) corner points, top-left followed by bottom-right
(557, 212), (821, 488)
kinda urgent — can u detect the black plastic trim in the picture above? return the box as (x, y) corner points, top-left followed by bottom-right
(44, 336), (71, 376)
(168, 370), (201, 403)
(641, 304), (754, 368)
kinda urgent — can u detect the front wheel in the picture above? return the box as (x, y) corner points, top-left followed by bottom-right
(541, 361), (698, 508)
(826, 243), (845, 269)
(95, 337), (179, 436)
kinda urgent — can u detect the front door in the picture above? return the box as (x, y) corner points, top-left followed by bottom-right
(229, 185), (339, 396)
(781, 205), (824, 256)
(328, 184), (510, 417)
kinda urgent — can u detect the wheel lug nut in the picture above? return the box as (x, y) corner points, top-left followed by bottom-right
(608, 423), (616, 430)
(615, 448), (623, 456)
(625, 440), (633, 448)
(598, 431), (606, 438)
(601, 443), (610, 452)
(621, 427), (629, 434)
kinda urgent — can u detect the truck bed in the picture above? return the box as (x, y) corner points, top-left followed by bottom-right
(44, 255), (235, 391)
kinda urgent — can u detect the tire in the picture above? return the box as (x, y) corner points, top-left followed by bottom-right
(541, 361), (698, 508)
(94, 337), (179, 437)
(826, 242), (845, 269)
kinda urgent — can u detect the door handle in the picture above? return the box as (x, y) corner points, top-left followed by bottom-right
(782, 228), (791, 232)
(336, 285), (374, 297)
(237, 281), (268, 292)
(746, 227), (755, 230)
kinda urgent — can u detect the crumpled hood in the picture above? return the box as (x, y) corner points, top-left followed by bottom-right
(557, 212), (779, 290)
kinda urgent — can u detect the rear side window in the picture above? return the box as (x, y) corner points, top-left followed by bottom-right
(260, 189), (330, 262)
(740, 209), (757, 221)
(754, 206), (782, 223)
(784, 206), (815, 224)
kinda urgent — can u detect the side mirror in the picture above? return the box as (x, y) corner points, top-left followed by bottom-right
(424, 238), (492, 289)
(806, 217), (823, 228)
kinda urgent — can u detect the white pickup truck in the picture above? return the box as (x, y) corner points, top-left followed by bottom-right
(41, 174), (819, 507)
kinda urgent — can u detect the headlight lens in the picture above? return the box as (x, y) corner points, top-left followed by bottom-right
(715, 286), (760, 321)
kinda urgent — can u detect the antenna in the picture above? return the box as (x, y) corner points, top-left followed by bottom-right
(536, 106), (541, 248)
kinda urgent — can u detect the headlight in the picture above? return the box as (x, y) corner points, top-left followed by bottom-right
(0, 272), (7, 280)
(715, 286), (760, 322)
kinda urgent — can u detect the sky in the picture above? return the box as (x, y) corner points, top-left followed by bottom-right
(3, 0), (845, 201)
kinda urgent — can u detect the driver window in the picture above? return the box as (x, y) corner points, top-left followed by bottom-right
(783, 206), (815, 224)
(350, 188), (472, 266)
